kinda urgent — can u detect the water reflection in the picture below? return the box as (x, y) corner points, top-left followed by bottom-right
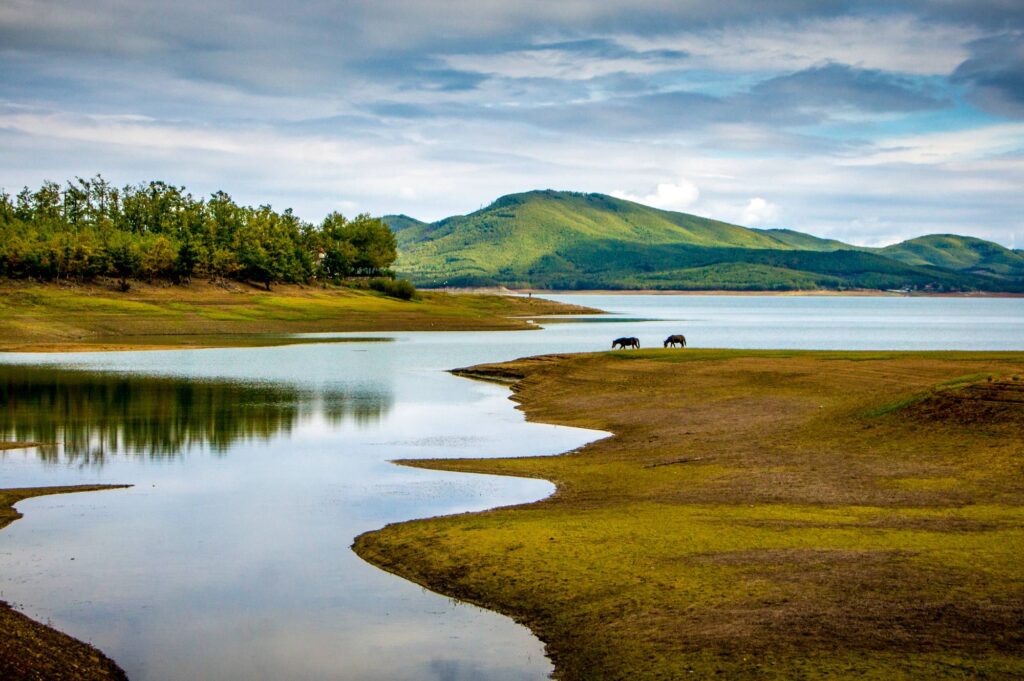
(0, 365), (392, 464)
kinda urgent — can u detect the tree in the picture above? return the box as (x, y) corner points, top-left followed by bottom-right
(318, 212), (355, 279)
(140, 236), (177, 281)
(0, 177), (404, 290)
(106, 233), (141, 291)
(337, 214), (397, 276)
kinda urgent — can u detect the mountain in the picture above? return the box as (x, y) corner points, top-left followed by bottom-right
(753, 228), (863, 252)
(880, 235), (1024, 279)
(380, 214), (427, 232)
(385, 191), (1023, 292)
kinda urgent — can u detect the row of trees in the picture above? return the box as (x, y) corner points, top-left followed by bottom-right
(0, 176), (398, 290)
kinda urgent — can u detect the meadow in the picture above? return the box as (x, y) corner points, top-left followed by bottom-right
(0, 280), (593, 351)
(356, 349), (1024, 680)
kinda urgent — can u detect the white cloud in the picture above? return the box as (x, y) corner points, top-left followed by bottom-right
(618, 15), (980, 76)
(612, 178), (700, 210)
(442, 47), (681, 81)
(839, 123), (1024, 166)
(1, 104), (1021, 249)
(741, 197), (780, 226)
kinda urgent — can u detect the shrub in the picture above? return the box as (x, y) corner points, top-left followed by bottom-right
(369, 277), (416, 300)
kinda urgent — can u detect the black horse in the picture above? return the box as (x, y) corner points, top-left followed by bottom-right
(612, 336), (640, 349)
(663, 334), (687, 348)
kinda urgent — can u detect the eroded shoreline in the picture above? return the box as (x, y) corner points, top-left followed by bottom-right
(355, 349), (1024, 680)
(0, 485), (131, 680)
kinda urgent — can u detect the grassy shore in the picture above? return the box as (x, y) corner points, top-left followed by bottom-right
(0, 280), (597, 352)
(355, 349), (1024, 680)
(0, 483), (130, 680)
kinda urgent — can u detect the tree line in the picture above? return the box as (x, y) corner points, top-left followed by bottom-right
(0, 176), (399, 290)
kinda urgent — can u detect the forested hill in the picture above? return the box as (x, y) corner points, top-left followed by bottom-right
(880, 235), (1024, 279)
(388, 190), (1024, 291)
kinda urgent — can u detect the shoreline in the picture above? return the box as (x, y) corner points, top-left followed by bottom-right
(0, 280), (599, 353)
(430, 286), (1024, 298)
(355, 349), (1024, 680)
(0, 485), (132, 680)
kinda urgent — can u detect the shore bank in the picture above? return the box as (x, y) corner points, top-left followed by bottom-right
(430, 286), (1024, 297)
(0, 485), (131, 680)
(0, 280), (598, 352)
(356, 349), (1024, 680)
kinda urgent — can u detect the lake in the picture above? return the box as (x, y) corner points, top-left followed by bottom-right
(1, 294), (1023, 680)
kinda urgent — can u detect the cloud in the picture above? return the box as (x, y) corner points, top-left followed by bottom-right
(839, 123), (1024, 166)
(441, 39), (687, 80)
(612, 178), (700, 211)
(617, 15), (981, 76)
(751, 64), (948, 113)
(740, 198), (780, 226)
(0, 1), (1021, 249)
(494, 63), (948, 141)
(952, 32), (1024, 118)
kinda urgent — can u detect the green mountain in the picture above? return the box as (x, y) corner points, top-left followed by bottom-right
(380, 214), (427, 233)
(754, 228), (863, 252)
(880, 235), (1024, 278)
(386, 191), (1023, 292)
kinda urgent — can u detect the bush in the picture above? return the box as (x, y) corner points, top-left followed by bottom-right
(369, 277), (416, 300)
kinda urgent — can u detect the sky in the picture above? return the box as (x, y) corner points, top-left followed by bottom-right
(1, 1), (1022, 247)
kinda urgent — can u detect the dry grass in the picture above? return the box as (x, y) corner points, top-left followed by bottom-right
(0, 280), (597, 352)
(0, 485), (130, 680)
(356, 349), (1024, 680)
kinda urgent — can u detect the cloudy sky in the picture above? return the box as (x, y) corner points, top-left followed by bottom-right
(1, 1), (1022, 246)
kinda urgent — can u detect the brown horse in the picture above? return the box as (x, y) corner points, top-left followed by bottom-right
(664, 334), (687, 348)
(612, 336), (640, 349)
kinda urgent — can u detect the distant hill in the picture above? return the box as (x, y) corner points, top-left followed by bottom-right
(753, 228), (863, 252)
(380, 214), (427, 232)
(880, 235), (1024, 279)
(385, 191), (1023, 292)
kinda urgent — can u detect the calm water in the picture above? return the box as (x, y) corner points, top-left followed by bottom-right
(1, 294), (1022, 680)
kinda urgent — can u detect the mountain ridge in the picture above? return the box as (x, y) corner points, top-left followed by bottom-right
(386, 191), (1023, 291)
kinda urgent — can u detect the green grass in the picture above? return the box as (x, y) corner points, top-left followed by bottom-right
(356, 350), (1024, 680)
(0, 280), (598, 351)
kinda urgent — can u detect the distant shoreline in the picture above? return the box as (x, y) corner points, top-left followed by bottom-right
(0, 280), (599, 353)
(430, 287), (1024, 298)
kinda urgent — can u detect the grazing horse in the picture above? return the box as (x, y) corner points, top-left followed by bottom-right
(612, 336), (640, 349)
(664, 334), (687, 348)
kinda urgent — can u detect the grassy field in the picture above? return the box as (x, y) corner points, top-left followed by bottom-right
(355, 349), (1024, 680)
(0, 482), (130, 680)
(0, 280), (595, 351)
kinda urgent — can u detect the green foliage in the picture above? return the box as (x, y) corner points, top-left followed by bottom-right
(369, 277), (417, 300)
(319, 212), (398, 278)
(395, 190), (1024, 292)
(0, 176), (398, 289)
(381, 214), (427, 232)
(881, 234), (1024, 278)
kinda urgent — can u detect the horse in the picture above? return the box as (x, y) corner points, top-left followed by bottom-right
(663, 334), (687, 348)
(612, 336), (640, 349)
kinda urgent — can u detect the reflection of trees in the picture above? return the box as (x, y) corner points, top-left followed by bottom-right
(0, 366), (391, 465)
(321, 390), (389, 427)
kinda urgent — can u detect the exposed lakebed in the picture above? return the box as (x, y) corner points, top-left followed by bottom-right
(2, 294), (1023, 680)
